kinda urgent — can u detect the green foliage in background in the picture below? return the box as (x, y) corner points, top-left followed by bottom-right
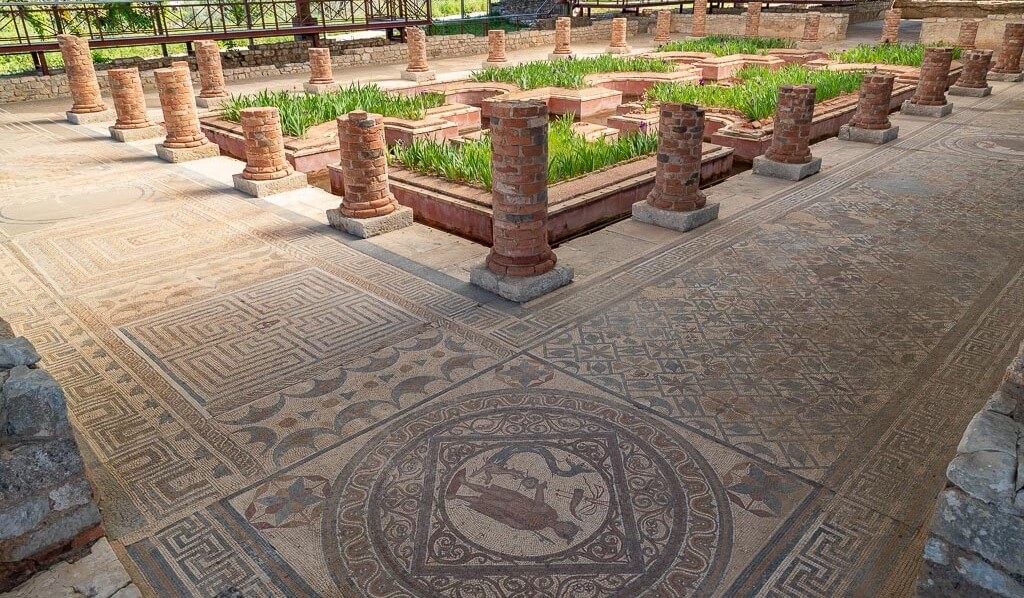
(657, 34), (794, 56)
(469, 55), (675, 90)
(832, 43), (963, 66)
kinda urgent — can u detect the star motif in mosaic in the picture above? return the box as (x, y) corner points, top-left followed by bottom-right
(243, 475), (330, 530)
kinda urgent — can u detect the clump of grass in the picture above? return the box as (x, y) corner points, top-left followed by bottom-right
(469, 55), (675, 89)
(657, 34), (794, 56)
(390, 115), (659, 189)
(832, 43), (963, 66)
(646, 64), (864, 121)
(218, 83), (446, 137)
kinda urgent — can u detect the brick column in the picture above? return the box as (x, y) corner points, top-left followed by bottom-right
(470, 100), (572, 302)
(305, 47), (337, 93)
(326, 111), (413, 237)
(56, 35), (112, 124)
(880, 8), (901, 43)
(607, 17), (631, 54)
(744, 2), (762, 38)
(195, 40), (228, 107)
(692, 0), (707, 37)
(171, 60), (190, 70)
(655, 10), (671, 43)
(957, 19), (980, 50)
(950, 49), (994, 97)
(483, 30), (509, 68)
(990, 23), (1024, 81)
(839, 73), (899, 144)
(550, 17), (574, 59)
(802, 12), (821, 43)
(107, 67), (163, 142)
(902, 47), (954, 117)
(752, 84), (821, 180)
(402, 27), (435, 81)
(232, 107), (307, 196)
(154, 66), (220, 162)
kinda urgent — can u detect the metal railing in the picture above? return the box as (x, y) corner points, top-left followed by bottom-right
(426, 13), (532, 36)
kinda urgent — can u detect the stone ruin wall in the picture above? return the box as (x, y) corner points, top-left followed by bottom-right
(897, 0), (1024, 19)
(920, 14), (1024, 48)
(668, 12), (850, 41)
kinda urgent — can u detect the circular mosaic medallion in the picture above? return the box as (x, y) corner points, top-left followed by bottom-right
(323, 390), (731, 597)
(935, 133), (1024, 161)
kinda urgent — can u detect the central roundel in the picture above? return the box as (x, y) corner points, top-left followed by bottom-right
(324, 390), (731, 597)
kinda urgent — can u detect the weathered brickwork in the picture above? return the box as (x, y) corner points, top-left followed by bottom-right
(848, 73), (895, 130)
(154, 66), (211, 148)
(608, 18), (629, 51)
(486, 30), (508, 64)
(405, 27), (430, 73)
(692, 0), (708, 36)
(802, 12), (822, 42)
(107, 68), (155, 130)
(195, 40), (228, 99)
(880, 8), (902, 43)
(55, 35), (106, 114)
(992, 23), (1024, 74)
(335, 111), (400, 218)
(764, 84), (816, 164)
(308, 47), (335, 84)
(655, 10), (672, 42)
(957, 49), (994, 88)
(239, 107), (294, 181)
(670, 12), (848, 41)
(744, 2), (762, 38)
(645, 103), (707, 212)
(485, 100), (557, 278)
(957, 19), (981, 49)
(920, 15), (1024, 50)
(553, 17), (573, 55)
(909, 47), (954, 106)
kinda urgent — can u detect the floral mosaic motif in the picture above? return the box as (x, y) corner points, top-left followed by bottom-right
(722, 461), (801, 518)
(493, 357), (554, 388)
(243, 475), (330, 530)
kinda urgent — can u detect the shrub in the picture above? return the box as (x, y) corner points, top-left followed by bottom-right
(832, 43), (963, 66)
(657, 35), (794, 56)
(469, 55), (675, 89)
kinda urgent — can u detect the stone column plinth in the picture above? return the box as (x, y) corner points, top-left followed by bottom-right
(990, 23), (1024, 82)
(483, 30), (509, 69)
(957, 19), (980, 50)
(326, 111), (413, 238)
(195, 40), (228, 108)
(797, 12), (822, 49)
(305, 47), (338, 93)
(56, 35), (113, 124)
(880, 8), (901, 43)
(692, 0), (707, 37)
(632, 102), (718, 232)
(839, 73), (899, 144)
(154, 66), (220, 162)
(107, 68), (163, 142)
(753, 84), (821, 180)
(470, 100), (573, 302)
(902, 47), (954, 117)
(550, 17), (574, 60)
(744, 2), (762, 38)
(232, 107), (307, 197)
(402, 27), (435, 81)
(607, 17), (631, 54)
(655, 10), (671, 43)
(950, 49), (994, 97)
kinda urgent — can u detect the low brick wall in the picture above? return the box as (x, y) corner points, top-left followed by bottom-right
(819, 0), (888, 25)
(0, 320), (104, 592)
(921, 14), (1024, 49)
(898, 0), (1024, 19)
(916, 340), (1024, 597)
(669, 13), (849, 41)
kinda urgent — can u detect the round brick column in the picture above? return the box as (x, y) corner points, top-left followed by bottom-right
(802, 12), (821, 42)
(744, 2), (762, 38)
(553, 17), (573, 55)
(764, 84), (816, 165)
(692, 0), (707, 37)
(956, 49), (994, 88)
(910, 47), (953, 106)
(195, 40), (227, 99)
(239, 107), (294, 181)
(56, 35), (107, 114)
(171, 60), (190, 70)
(609, 18), (628, 50)
(880, 8), (901, 43)
(405, 27), (430, 72)
(655, 10), (671, 43)
(486, 100), (556, 278)
(848, 73), (895, 130)
(108, 68), (154, 130)
(486, 30), (508, 64)
(992, 23), (1024, 75)
(645, 103), (706, 212)
(154, 66), (208, 148)
(957, 19), (980, 50)
(308, 47), (335, 84)
(336, 111), (399, 218)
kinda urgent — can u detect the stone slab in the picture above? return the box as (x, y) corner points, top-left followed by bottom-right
(155, 142), (221, 163)
(327, 205), (414, 238)
(988, 72), (1024, 82)
(752, 156), (822, 181)
(3, 537), (137, 598)
(901, 100), (954, 117)
(232, 171), (308, 198)
(65, 110), (115, 125)
(948, 85), (992, 97)
(606, 46), (633, 55)
(196, 95), (228, 109)
(401, 70), (436, 82)
(108, 124), (164, 142)
(838, 124), (900, 144)
(548, 53), (576, 61)
(631, 201), (720, 232)
(470, 264), (574, 303)
(0, 336), (41, 368)
(303, 82), (340, 94)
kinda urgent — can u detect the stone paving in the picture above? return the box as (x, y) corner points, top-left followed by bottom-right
(2, 24), (1024, 598)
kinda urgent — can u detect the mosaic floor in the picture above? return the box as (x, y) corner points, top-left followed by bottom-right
(2, 73), (1024, 597)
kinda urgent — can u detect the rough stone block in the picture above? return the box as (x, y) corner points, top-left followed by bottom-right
(957, 410), (1020, 456)
(0, 438), (86, 502)
(195, 95), (227, 109)
(108, 124), (164, 142)
(631, 201), (719, 232)
(985, 390), (1016, 415)
(988, 72), (1024, 82)
(470, 264), (574, 303)
(0, 497), (49, 541)
(948, 85), (992, 97)
(10, 502), (101, 561)
(946, 451), (1016, 506)
(930, 488), (1024, 575)
(155, 142), (221, 163)
(65, 110), (115, 125)
(901, 100), (954, 117)
(838, 124), (900, 144)
(2, 366), (70, 440)
(401, 70), (436, 82)
(49, 477), (93, 512)
(752, 156), (822, 181)
(327, 205), (414, 238)
(302, 82), (340, 94)
(0, 337), (40, 369)
(232, 171), (308, 198)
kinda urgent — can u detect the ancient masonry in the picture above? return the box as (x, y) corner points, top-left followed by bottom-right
(801, 12), (822, 44)
(326, 111), (414, 238)
(232, 107), (308, 197)
(744, 2), (763, 38)
(470, 100), (573, 302)
(989, 23), (1024, 82)
(632, 102), (720, 232)
(483, 30), (509, 68)
(839, 72), (899, 144)
(55, 35), (113, 124)
(950, 49), (994, 97)
(655, 10), (672, 43)
(402, 27), (435, 82)
(753, 84), (821, 180)
(901, 47), (954, 117)
(957, 19), (980, 50)
(195, 39), (229, 108)
(607, 18), (631, 54)
(550, 17), (574, 60)
(153, 66), (221, 162)
(305, 47), (337, 93)
(106, 67), (164, 142)
(0, 325), (104, 592)
(692, 0), (708, 37)
(880, 8), (902, 43)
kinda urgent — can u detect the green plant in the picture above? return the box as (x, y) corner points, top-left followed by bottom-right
(469, 55), (675, 89)
(657, 35), (794, 56)
(218, 84), (446, 137)
(832, 43), (963, 66)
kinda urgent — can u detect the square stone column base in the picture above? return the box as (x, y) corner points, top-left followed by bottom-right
(548, 53), (575, 61)
(470, 264), (574, 303)
(631, 201), (719, 232)
(196, 96), (228, 110)
(109, 124), (164, 142)
(838, 124), (899, 144)
(481, 60), (510, 69)
(948, 85), (992, 97)
(303, 82), (340, 94)
(901, 100), (953, 117)
(752, 156), (822, 181)
(988, 71), (1023, 82)
(327, 205), (414, 238)
(606, 46), (632, 54)
(66, 109), (115, 125)
(232, 171), (308, 197)
(155, 142), (221, 163)
(402, 70), (436, 82)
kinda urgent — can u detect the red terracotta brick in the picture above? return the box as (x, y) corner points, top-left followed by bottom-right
(154, 66), (213, 149)
(956, 49), (994, 89)
(764, 84), (816, 165)
(645, 102), (706, 212)
(909, 47), (953, 107)
(849, 73), (895, 130)
(108, 68), (155, 130)
(992, 23), (1024, 75)
(336, 111), (400, 218)
(56, 35), (107, 114)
